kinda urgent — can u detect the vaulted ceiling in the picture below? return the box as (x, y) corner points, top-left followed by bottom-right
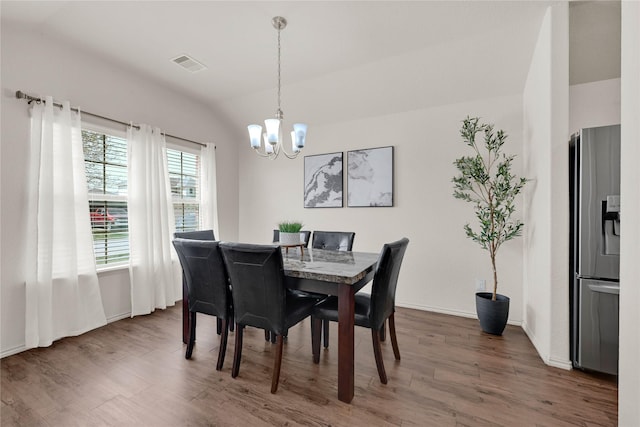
(1, 1), (620, 129)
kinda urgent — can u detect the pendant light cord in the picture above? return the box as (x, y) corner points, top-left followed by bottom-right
(277, 24), (282, 117)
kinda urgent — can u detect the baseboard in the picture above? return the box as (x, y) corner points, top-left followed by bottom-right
(1, 344), (27, 359)
(106, 312), (131, 323)
(521, 321), (543, 357)
(548, 357), (573, 370)
(521, 321), (572, 370)
(396, 301), (522, 326)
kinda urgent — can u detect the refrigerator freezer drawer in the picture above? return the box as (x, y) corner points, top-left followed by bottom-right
(578, 279), (619, 375)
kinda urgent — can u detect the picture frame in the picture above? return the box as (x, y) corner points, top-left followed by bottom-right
(303, 152), (344, 208)
(347, 146), (394, 207)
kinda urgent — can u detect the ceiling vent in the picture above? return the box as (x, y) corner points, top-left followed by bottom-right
(171, 54), (207, 73)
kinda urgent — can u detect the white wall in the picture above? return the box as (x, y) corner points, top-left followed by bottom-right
(238, 93), (526, 322)
(522, 3), (571, 369)
(569, 78), (621, 132)
(618, 1), (640, 424)
(0, 23), (240, 356)
(548, 3), (571, 370)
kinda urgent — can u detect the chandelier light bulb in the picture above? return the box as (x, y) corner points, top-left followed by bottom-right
(264, 119), (281, 145)
(263, 133), (274, 154)
(293, 123), (308, 149)
(248, 124), (263, 149)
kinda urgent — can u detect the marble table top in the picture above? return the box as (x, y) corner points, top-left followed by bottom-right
(282, 247), (379, 285)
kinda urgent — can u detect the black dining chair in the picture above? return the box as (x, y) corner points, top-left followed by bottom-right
(174, 229), (215, 240)
(173, 230), (228, 335)
(311, 237), (409, 384)
(273, 229), (312, 248)
(311, 230), (356, 347)
(172, 238), (232, 371)
(311, 231), (355, 251)
(266, 229), (313, 343)
(219, 242), (322, 393)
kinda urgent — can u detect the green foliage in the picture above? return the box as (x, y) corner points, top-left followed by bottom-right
(452, 117), (528, 300)
(278, 221), (304, 233)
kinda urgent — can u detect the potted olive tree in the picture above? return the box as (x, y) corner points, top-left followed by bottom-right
(278, 221), (304, 245)
(452, 117), (527, 335)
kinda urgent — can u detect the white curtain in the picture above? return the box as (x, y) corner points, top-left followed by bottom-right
(200, 143), (220, 238)
(127, 124), (180, 316)
(25, 97), (107, 349)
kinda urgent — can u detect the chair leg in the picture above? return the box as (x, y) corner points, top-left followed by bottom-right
(379, 320), (386, 342)
(389, 313), (401, 360)
(264, 330), (278, 343)
(185, 312), (196, 359)
(232, 324), (243, 378)
(311, 317), (322, 364)
(216, 318), (222, 335)
(271, 335), (284, 393)
(322, 320), (330, 349)
(216, 318), (228, 371)
(371, 329), (388, 384)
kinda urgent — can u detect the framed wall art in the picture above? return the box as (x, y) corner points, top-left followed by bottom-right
(347, 146), (393, 207)
(303, 152), (343, 208)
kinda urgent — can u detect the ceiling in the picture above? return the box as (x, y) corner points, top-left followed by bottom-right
(569, 0), (621, 85)
(1, 1), (620, 129)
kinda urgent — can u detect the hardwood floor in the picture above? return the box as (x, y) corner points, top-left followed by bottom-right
(1, 305), (617, 426)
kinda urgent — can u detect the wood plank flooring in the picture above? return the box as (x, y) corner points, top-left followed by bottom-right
(1, 305), (617, 426)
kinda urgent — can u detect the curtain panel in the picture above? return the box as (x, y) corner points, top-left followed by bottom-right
(25, 97), (107, 348)
(127, 124), (181, 316)
(200, 143), (220, 238)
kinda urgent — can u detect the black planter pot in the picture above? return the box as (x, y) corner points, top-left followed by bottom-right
(475, 292), (510, 336)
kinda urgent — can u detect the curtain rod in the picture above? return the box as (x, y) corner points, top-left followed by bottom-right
(15, 90), (211, 148)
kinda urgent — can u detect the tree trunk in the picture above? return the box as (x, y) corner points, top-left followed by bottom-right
(491, 250), (498, 301)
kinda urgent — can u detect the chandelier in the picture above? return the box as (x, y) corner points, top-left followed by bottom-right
(247, 16), (307, 160)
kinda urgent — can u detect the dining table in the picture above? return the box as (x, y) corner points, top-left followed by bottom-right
(180, 245), (379, 404)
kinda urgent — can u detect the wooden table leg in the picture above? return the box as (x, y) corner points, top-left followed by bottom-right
(182, 277), (189, 344)
(337, 283), (355, 403)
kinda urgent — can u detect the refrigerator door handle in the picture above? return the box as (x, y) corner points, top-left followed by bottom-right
(587, 283), (620, 295)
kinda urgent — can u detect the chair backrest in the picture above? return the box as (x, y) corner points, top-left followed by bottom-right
(220, 242), (287, 334)
(301, 231), (311, 247)
(174, 229), (215, 240)
(312, 231), (355, 251)
(369, 238), (410, 330)
(273, 230), (312, 248)
(172, 238), (229, 319)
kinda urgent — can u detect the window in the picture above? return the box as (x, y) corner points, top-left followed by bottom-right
(82, 128), (202, 267)
(82, 129), (129, 266)
(167, 147), (200, 232)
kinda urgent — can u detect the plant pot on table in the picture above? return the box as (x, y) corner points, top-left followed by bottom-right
(279, 232), (303, 246)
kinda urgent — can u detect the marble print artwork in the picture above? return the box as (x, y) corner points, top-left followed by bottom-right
(304, 152), (343, 208)
(347, 146), (393, 207)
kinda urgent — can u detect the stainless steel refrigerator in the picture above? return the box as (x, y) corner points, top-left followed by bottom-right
(569, 124), (620, 375)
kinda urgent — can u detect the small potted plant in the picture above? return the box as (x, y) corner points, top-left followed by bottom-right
(278, 221), (304, 245)
(452, 117), (527, 335)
